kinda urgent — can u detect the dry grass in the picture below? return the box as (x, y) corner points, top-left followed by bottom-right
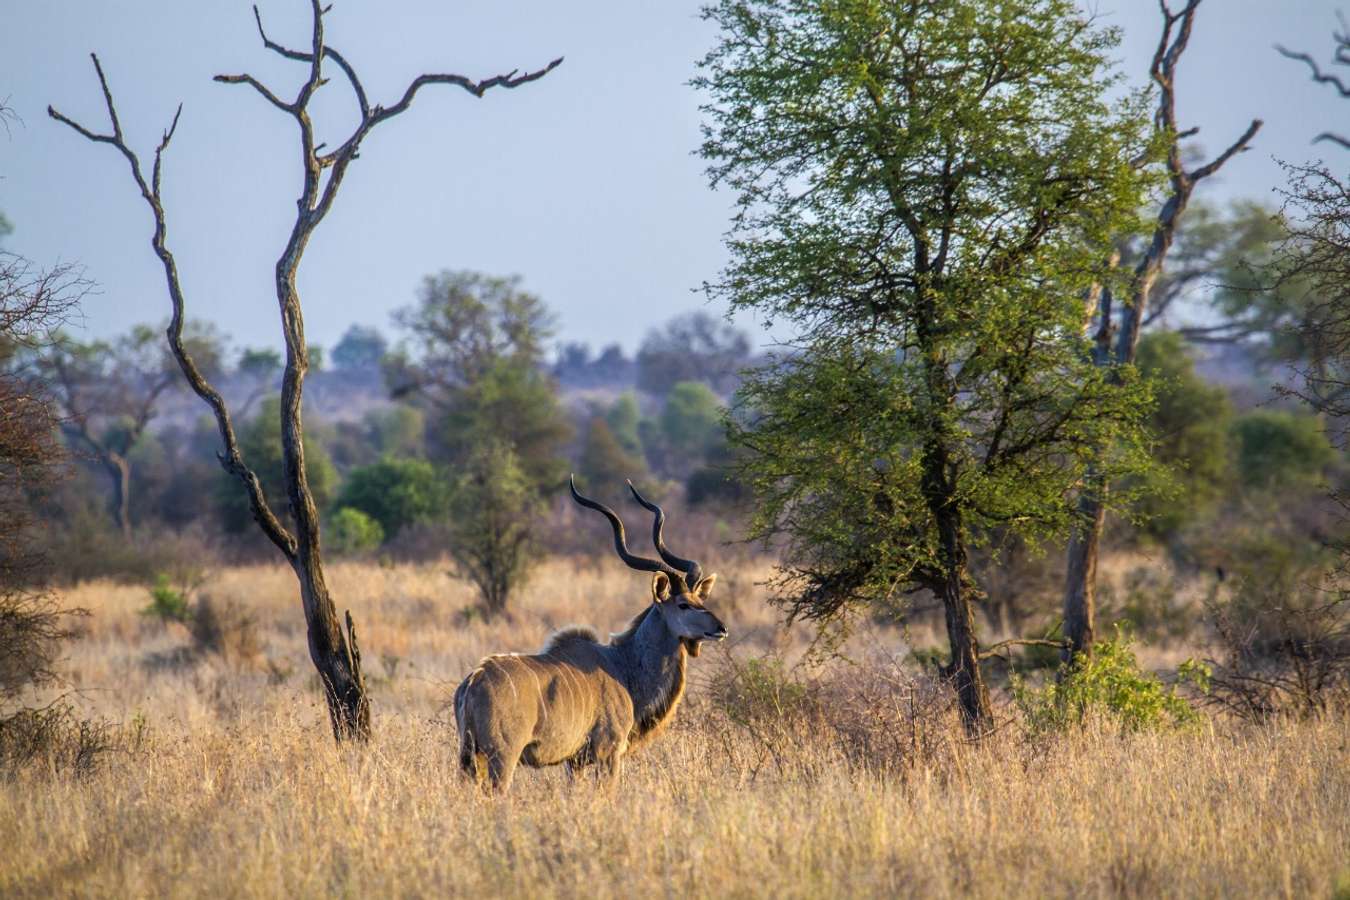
(2, 558), (1348, 898)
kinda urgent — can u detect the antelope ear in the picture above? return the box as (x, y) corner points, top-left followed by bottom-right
(651, 572), (672, 602)
(692, 573), (717, 602)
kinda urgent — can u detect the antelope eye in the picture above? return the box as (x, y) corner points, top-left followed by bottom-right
(678, 602), (691, 610)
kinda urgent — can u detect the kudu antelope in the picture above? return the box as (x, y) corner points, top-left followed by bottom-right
(453, 477), (728, 792)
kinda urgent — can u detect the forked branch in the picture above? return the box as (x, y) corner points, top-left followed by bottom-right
(1277, 13), (1350, 148)
(47, 55), (298, 559)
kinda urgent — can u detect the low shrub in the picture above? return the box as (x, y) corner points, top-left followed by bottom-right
(188, 595), (261, 667)
(1013, 626), (1205, 733)
(328, 507), (385, 556)
(705, 651), (959, 776)
(141, 573), (194, 623)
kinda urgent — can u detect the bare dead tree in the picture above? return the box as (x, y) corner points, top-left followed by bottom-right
(48, 2), (561, 742)
(1061, 0), (1262, 662)
(1278, 14), (1350, 152)
(40, 330), (180, 540)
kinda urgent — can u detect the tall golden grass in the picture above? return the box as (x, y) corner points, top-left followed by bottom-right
(3, 558), (1347, 898)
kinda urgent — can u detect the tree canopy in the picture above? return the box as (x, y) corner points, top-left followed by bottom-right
(699, 0), (1159, 726)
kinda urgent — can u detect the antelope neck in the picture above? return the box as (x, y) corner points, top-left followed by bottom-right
(610, 605), (686, 736)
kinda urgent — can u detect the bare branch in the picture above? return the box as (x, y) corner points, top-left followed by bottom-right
(212, 73), (294, 113)
(1277, 44), (1350, 97)
(1314, 130), (1350, 150)
(369, 56), (564, 127)
(979, 637), (1065, 660)
(48, 55), (298, 560)
(1190, 117), (1263, 182)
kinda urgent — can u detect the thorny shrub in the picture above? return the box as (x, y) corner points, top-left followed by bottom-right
(0, 590), (112, 778)
(702, 651), (961, 779)
(1204, 581), (1349, 721)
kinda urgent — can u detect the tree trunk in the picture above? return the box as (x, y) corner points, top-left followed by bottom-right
(1060, 2), (1261, 666)
(278, 263), (370, 742)
(938, 559), (993, 732)
(101, 452), (132, 541)
(1062, 486), (1105, 661)
(923, 438), (993, 733)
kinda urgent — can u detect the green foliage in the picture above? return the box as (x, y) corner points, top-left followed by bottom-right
(577, 417), (647, 487)
(605, 393), (645, 458)
(141, 574), (192, 623)
(392, 271), (570, 492)
(1231, 409), (1336, 490)
(335, 457), (449, 538)
(327, 507), (385, 555)
(1013, 627), (1204, 733)
(446, 440), (541, 615)
(214, 396), (338, 533)
(660, 381), (725, 460)
(698, 0), (1159, 626)
(1133, 331), (1234, 538)
(236, 347), (281, 380)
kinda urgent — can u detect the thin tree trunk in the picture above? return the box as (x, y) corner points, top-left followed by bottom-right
(937, 554), (993, 732)
(276, 247), (370, 740)
(50, 5), (558, 744)
(1061, 1), (1261, 665)
(96, 452), (133, 541)
(1062, 486), (1105, 658)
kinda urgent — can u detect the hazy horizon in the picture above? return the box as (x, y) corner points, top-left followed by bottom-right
(2, 1), (1345, 358)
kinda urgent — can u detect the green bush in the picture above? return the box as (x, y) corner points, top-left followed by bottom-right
(141, 574), (192, 623)
(1231, 409), (1335, 490)
(327, 507), (385, 555)
(336, 457), (449, 538)
(1013, 626), (1205, 732)
(1134, 331), (1234, 538)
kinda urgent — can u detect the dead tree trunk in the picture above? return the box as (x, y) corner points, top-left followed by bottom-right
(1062, 0), (1260, 663)
(50, 2), (560, 741)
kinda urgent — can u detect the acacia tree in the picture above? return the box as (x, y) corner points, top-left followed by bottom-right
(40, 325), (221, 539)
(699, 0), (1157, 730)
(49, 3), (560, 741)
(1061, 0), (1261, 660)
(388, 270), (570, 614)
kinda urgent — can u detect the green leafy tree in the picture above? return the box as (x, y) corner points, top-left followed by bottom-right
(605, 392), (645, 459)
(391, 271), (570, 490)
(39, 323), (222, 538)
(446, 440), (540, 616)
(327, 507), (385, 556)
(1231, 410), (1336, 490)
(1134, 331), (1234, 538)
(577, 416), (647, 488)
(216, 396), (337, 533)
(335, 457), (450, 538)
(698, 0), (1157, 728)
(660, 381), (724, 469)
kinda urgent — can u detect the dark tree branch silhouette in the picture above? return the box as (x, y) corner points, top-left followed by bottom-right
(48, 0), (561, 742)
(1062, 0), (1262, 662)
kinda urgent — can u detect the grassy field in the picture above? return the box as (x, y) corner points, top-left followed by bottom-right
(2, 558), (1348, 898)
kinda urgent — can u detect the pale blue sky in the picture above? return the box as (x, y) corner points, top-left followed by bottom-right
(1, 1), (1344, 357)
